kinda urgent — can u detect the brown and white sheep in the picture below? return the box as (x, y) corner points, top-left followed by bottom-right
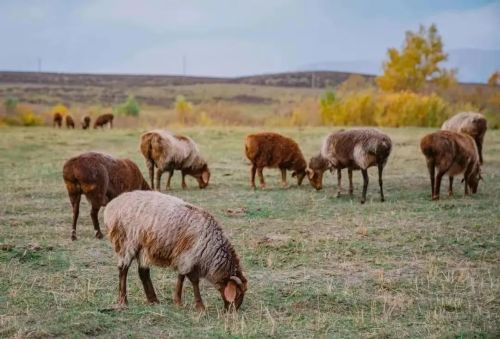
(53, 112), (62, 128)
(309, 128), (392, 203)
(245, 132), (307, 189)
(420, 130), (482, 200)
(81, 115), (91, 129)
(140, 130), (210, 190)
(93, 113), (114, 129)
(104, 190), (247, 311)
(62, 152), (150, 240)
(66, 115), (75, 129)
(441, 112), (487, 164)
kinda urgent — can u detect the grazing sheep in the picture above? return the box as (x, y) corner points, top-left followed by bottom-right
(245, 132), (307, 189)
(93, 113), (114, 129)
(81, 115), (91, 129)
(62, 152), (150, 241)
(310, 128), (392, 203)
(441, 112), (487, 164)
(140, 130), (210, 190)
(65, 115), (75, 129)
(420, 130), (482, 200)
(53, 113), (62, 128)
(104, 190), (247, 311)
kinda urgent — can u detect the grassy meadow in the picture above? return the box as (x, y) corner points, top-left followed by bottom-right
(0, 126), (499, 338)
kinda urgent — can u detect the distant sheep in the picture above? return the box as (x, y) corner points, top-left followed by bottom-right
(245, 132), (307, 188)
(420, 130), (482, 200)
(309, 128), (392, 203)
(104, 190), (247, 310)
(81, 115), (91, 129)
(53, 113), (62, 128)
(441, 112), (487, 164)
(65, 115), (75, 129)
(93, 113), (114, 129)
(140, 130), (210, 190)
(62, 152), (150, 240)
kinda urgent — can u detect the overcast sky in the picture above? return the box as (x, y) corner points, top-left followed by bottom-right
(0, 0), (498, 77)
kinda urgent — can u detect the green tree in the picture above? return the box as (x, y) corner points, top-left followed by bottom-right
(116, 96), (140, 117)
(4, 97), (18, 113)
(377, 24), (456, 92)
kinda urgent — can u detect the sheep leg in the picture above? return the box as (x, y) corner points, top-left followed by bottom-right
(187, 274), (205, 311)
(155, 168), (163, 192)
(336, 169), (342, 197)
(448, 176), (454, 197)
(280, 168), (288, 188)
(360, 169), (369, 204)
(69, 193), (81, 241)
(138, 267), (159, 304)
(378, 163), (385, 202)
(433, 170), (446, 200)
(250, 165), (257, 189)
(348, 168), (353, 196)
(118, 264), (130, 306)
(463, 162), (473, 196)
(476, 136), (483, 164)
(173, 274), (185, 306)
(90, 206), (103, 239)
(258, 168), (266, 189)
(181, 171), (187, 189)
(166, 169), (174, 189)
(426, 159), (436, 200)
(146, 161), (154, 190)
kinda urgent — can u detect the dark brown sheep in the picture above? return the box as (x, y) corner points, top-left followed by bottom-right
(81, 115), (91, 129)
(420, 130), (482, 200)
(65, 115), (75, 129)
(93, 113), (114, 129)
(245, 132), (307, 189)
(441, 112), (487, 164)
(53, 113), (62, 128)
(62, 152), (150, 240)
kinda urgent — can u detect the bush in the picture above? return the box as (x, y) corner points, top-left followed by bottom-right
(4, 97), (18, 113)
(1, 104), (45, 126)
(115, 96), (140, 117)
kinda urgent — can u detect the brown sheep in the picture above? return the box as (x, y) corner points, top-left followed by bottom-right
(309, 128), (392, 203)
(65, 115), (75, 129)
(53, 113), (62, 128)
(81, 115), (91, 129)
(62, 152), (150, 241)
(245, 132), (307, 189)
(140, 130), (210, 190)
(420, 130), (482, 200)
(104, 191), (247, 311)
(442, 112), (487, 164)
(93, 113), (114, 129)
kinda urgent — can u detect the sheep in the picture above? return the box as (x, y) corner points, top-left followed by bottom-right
(93, 113), (114, 129)
(81, 115), (91, 129)
(104, 190), (247, 311)
(441, 112), (487, 164)
(65, 115), (75, 129)
(309, 128), (392, 203)
(53, 113), (62, 128)
(140, 130), (210, 190)
(62, 152), (150, 241)
(420, 130), (482, 200)
(244, 132), (307, 189)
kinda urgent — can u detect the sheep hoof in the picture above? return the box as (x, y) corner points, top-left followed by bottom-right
(380, 197), (385, 202)
(432, 195), (440, 201)
(173, 299), (182, 307)
(360, 199), (366, 204)
(148, 298), (160, 305)
(71, 234), (77, 241)
(195, 303), (206, 312)
(336, 192), (342, 198)
(282, 182), (288, 188)
(95, 231), (104, 239)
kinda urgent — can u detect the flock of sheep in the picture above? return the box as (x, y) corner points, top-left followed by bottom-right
(53, 112), (114, 129)
(59, 110), (487, 311)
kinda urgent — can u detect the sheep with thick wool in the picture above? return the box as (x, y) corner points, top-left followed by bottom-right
(104, 190), (247, 311)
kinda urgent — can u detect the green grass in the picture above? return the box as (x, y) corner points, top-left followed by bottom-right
(0, 126), (499, 338)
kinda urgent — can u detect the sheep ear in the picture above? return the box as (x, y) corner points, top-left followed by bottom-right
(224, 280), (238, 303)
(305, 168), (313, 178)
(202, 170), (209, 183)
(291, 171), (297, 177)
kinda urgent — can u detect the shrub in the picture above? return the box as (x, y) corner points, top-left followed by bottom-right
(51, 104), (69, 116)
(116, 96), (140, 117)
(175, 95), (194, 125)
(4, 97), (18, 113)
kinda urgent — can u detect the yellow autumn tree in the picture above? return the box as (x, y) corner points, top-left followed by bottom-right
(488, 71), (500, 86)
(377, 24), (456, 92)
(175, 95), (193, 125)
(51, 103), (69, 116)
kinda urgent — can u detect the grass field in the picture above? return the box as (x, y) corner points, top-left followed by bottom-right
(0, 126), (499, 338)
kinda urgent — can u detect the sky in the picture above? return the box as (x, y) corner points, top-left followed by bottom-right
(0, 0), (499, 79)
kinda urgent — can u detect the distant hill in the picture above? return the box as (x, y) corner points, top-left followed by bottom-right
(299, 49), (500, 83)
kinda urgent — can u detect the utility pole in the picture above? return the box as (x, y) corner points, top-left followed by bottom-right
(37, 57), (42, 72)
(182, 54), (187, 76)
